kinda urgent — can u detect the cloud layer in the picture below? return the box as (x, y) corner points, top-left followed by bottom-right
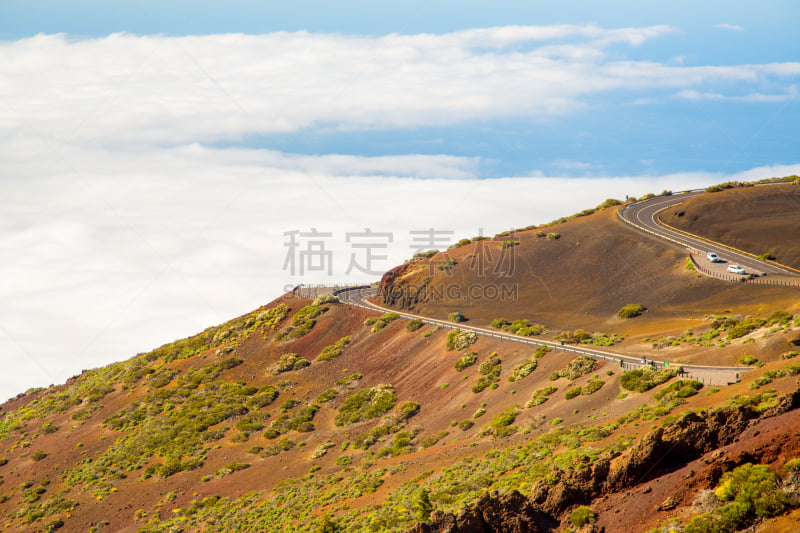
(3, 26), (799, 149)
(2, 24), (800, 400)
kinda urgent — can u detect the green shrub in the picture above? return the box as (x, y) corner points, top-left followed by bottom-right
(312, 294), (339, 305)
(766, 311), (792, 326)
(216, 462), (250, 477)
(458, 420), (474, 431)
(534, 345), (551, 358)
(316, 389), (338, 403)
(565, 387), (582, 400)
(278, 303), (328, 340)
(419, 430), (449, 449)
(727, 318), (766, 340)
(490, 318), (510, 328)
(738, 355), (757, 366)
(582, 379), (605, 395)
(334, 385), (397, 426)
(483, 408), (519, 438)
(31, 450), (48, 461)
(317, 336), (352, 361)
(269, 353), (311, 374)
(437, 258), (457, 270)
(654, 379), (703, 404)
(493, 318), (545, 336)
(551, 356), (596, 381)
(715, 463), (788, 522)
(757, 252), (776, 261)
(526, 386), (557, 407)
(546, 232), (560, 240)
(617, 304), (645, 319)
(371, 312), (400, 332)
(500, 240), (519, 249)
(473, 355), (501, 392)
(620, 365), (680, 392)
(447, 329), (477, 350)
(508, 359), (537, 382)
(448, 312), (466, 323)
(406, 319), (424, 332)
(455, 351), (478, 372)
(569, 506), (596, 527)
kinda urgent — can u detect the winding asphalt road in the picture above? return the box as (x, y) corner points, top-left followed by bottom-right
(619, 191), (796, 277)
(330, 286), (745, 387)
(299, 188), (800, 386)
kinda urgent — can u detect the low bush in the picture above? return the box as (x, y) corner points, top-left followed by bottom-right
(269, 353), (311, 374)
(738, 355), (757, 366)
(482, 408), (519, 438)
(546, 232), (560, 240)
(31, 450), (48, 461)
(278, 303), (328, 340)
(334, 385), (397, 427)
(508, 359), (537, 382)
(727, 318), (766, 340)
(569, 506), (596, 527)
(458, 420), (474, 431)
(317, 336), (352, 361)
(448, 312), (466, 323)
(654, 379), (703, 404)
(526, 386), (557, 407)
(617, 304), (645, 319)
(534, 345), (551, 358)
(766, 311), (793, 326)
(620, 365), (680, 392)
(565, 387), (582, 400)
(312, 294), (339, 305)
(447, 329), (477, 351)
(406, 319), (424, 332)
(216, 462), (250, 477)
(473, 355), (501, 392)
(455, 351), (478, 372)
(316, 389), (338, 403)
(582, 379), (605, 395)
(419, 430), (449, 449)
(550, 356), (596, 381)
(372, 312), (400, 333)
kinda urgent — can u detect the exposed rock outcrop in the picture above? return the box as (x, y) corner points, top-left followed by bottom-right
(408, 491), (554, 533)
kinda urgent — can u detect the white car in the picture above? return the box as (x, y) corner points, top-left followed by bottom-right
(706, 252), (720, 263)
(727, 264), (746, 275)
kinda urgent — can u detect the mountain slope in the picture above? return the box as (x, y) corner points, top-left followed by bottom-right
(2, 185), (800, 532)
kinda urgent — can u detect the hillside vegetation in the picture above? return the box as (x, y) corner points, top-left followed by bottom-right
(2, 184), (800, 532)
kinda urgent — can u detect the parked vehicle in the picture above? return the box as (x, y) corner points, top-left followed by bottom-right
(727, 264), (746, 274)
(706, 252), (720, 263)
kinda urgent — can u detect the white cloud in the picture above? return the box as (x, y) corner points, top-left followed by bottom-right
(2, 24), (800, 400)
(3, 140), (800, 401)
(675, 85), (798, 102)
(1, 27), (798, 152)
(713, 24), (745, 31)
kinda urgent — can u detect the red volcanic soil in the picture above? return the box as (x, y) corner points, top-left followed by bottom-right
(378, 206), (800, 366)
(659, 183), (800, 270)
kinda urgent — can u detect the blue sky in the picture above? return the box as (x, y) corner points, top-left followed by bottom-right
(1, 2), (799, 400)
(2, 1), (798, 176)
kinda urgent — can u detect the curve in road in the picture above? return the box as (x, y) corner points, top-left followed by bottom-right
(619, 190), (797, 277)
